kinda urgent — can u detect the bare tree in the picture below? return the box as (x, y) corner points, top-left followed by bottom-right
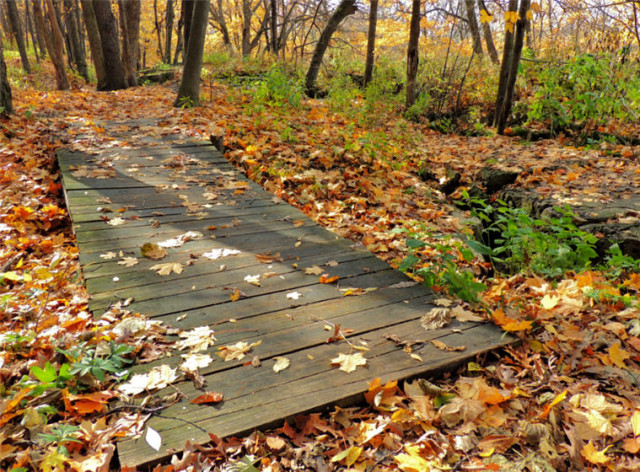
(80, 0), (105, 88)
(33, 0), (69, 90)
(364, 0), (378, 87)
(64, 0), (89, 81)
(463, 0), (483, 56)
(494, 0), (530, 134)
(477, 0), (498, 64)
(405, 0), (421, 108)
(6, 0), (31, 73)
(305, 0), (357, 97)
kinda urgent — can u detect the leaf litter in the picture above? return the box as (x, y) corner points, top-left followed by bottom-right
(2, 60), (640, 472)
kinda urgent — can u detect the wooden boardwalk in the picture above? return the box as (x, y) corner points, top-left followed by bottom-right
(58, 126), (513, 469)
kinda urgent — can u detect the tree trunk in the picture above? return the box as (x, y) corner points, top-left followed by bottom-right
(153, 0), (164, 60)
(64, 0), (89, 81)
(363, 0), (378, 87)
(304, 0), (357, 97)
(33, 0), (69, 90)
(118, 0), (140, 86)
(270, 0), (277, 52)
(241, 0), (251, 56)
(80, 0), (105, 88)
(92, 0), (126, 91)
(183, 0), (195, 51)
(493, 0), (516, 127)
(30, 1), (47, 59)
(405, 0), (421, 109)
(164, 0), (174, 63)
(494, 0), (530, 134)
(463, 0), (483, 56)
(0, 40), (12, 115)
(6, 0), (31, 73)
(477, 0), (498, 64)
(25, 2), (41, 61)
(174, 0), (210, 107)
(173, 0), (184, 64)
(210, 0), (231, 53)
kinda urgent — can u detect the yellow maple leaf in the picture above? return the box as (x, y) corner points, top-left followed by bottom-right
(608, 342), (631, 369)
(479, 9), (493, 24)
(632, 410), (640, 437)
(581, 442), (610, 465)
(505, 10), (520, 23)
(395, 445), (431, 472)
(531, 1), (541, 12)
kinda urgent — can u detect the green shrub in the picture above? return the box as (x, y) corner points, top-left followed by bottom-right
(464, 193), (599, 278)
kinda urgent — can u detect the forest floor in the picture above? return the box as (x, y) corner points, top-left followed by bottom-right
(2, 63), (640, 471)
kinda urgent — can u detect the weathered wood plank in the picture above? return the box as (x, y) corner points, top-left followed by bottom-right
(57, 128), (515, 471)
(117, 321), (510, 468)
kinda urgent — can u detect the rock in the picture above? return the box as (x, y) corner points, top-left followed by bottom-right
(478, 166), (521, 194)
(138, 68), (175, 85)
(439, 169), (461, 195)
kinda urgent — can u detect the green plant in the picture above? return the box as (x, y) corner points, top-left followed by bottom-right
(398, 235), (486, 305)
(601, 243), (640, 279)
(176, 95), (194, 109)
(405, 92), (432, 122)
(464, 193), (599, 278)
(59, 341), (135, 383)
(28, 362), (74, 396)
(39, 423), (83, 456)
(252, 64), (303, 108)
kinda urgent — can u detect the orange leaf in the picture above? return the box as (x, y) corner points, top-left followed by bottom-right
(539, 389), (567, 420)
(191, 392), (224, 404)
(492, 309), (533, 332)
(581, 442), (610, 465)
(608, 342), (631, 369)
(319, 275), (339, 284)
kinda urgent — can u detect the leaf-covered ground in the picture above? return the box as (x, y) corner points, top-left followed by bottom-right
(2, 66), (640, 471)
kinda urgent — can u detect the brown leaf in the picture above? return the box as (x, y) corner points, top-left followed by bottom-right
(141, 243), (167, 260)
(431, 340), (466, 352)
(191, 391), (224, 405)
(256, 252), (283, 263)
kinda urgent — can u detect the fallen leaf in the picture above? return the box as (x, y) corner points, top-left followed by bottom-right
(273, 356), (290, 373)
(202, 248), (241, 259)
(431, 340), (466, 351)
(117, 256), (139, 267)
(320, 274), (339, 284)
(175, 326), (216, 352)
(141, 243), (167, 260)
(581, 441), (610, 465)
(218, 340), (262, 361)
(286, 291), (302, 300)
(421, 307), (451, 330)
(304, 265), (324, 275)
(191, 391), (224, 404)
(608, 342), (631, 369)
(244, 274), (261, 286)
(256, 252), (282, 263)
(107, 217), (126, 226)
(180, 353), (214, 372)
(99, 251), (117, 260)
(331, 352), (367, 373)
(145, 427), (162, 451)
(150, 262), (183, 276)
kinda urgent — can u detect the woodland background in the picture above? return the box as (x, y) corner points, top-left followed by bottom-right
(2, 0), (640, 471)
